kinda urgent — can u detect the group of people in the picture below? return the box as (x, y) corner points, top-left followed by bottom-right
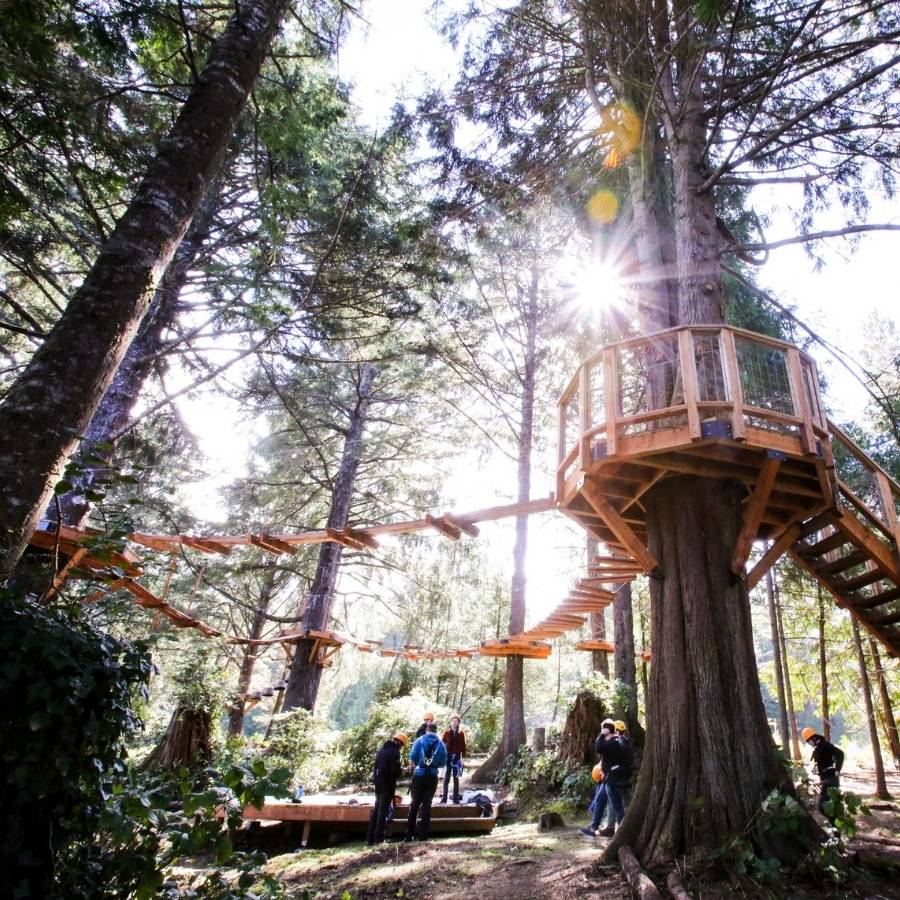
(366, 710), (467, 845)
(368, 711), (845, 848)
(579, 718), (633, 838)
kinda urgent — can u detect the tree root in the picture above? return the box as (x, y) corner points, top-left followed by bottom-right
(618, 845), (662, 899)
(666, 868), (693, 900)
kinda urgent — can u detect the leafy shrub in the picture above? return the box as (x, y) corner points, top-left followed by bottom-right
(259, 708), (339, 793)
(0, 599), (152, 897)
(465, 695), (503, 752)
(334, 693), (453, 786)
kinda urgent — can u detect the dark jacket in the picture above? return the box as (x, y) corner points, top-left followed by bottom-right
(373, 739), (402, 788)
(442, 727), (467, 757)
(415, 722), (429, 738)
(810, 736), (844, 781)
(594, 732), (631, 785)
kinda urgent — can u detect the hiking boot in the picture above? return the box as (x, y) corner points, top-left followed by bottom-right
(599, 826), (615, 837)
(578, 827), (597, 837)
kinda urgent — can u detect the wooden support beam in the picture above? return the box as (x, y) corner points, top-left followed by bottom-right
(580, 479), (659, 572)
(444, 514), (479, 537)
(677, 328), (702, 441)
(731, 451), (783, 575)
(40, 546), (89, 602)
(250, 534), (298, 555)
(746, 523), (803, 590)
(182, 537), (230, 556)
(719, 328), (747, 441)
(425, 514), (462, 541)
(786, 347), (817, 455)
(575, 639), (615, 653)
(603, 348), (618, 457)
(326, 528), (379, 551)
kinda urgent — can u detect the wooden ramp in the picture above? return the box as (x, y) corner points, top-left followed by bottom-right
(234, 794), (497, 845)
(556, 325), (900, 658)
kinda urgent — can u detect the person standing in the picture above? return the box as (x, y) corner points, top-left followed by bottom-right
(440, 713), (467, 804)
(801, 726), (844, 823)
(414, 710), (436, 738)
(579, 719), (631, 837)
(404, 721), (447, 842)
(367, 732), (407, 845)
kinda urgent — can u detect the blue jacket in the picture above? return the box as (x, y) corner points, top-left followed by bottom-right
(408, 732), (447, 776)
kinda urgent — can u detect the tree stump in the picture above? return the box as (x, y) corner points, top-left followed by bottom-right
(539, 811), (566, 830)
(531, 726), (546, 753)
(141, 705), (211, 771)
(558, 690), (608, 765)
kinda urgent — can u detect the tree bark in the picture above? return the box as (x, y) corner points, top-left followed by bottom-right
(141, 706), (212, 771)
(559, 689), (609, 765)
(766, 567), (791, 754)
(818, 586), (831, 742)
(868, 638), (900, 771)
(470, 262), (538, 783)
(852, 618), (891, 799)
(55, 196), (216, 528)
(613, 579), (644, 750)
(0, 0), (289, 575)
(605, 477), (817, 867)
(588, 536), (609, 676)
(774, 577), (802, 761)
(227, 571), (278, 737)
(281, 363), (377, 712)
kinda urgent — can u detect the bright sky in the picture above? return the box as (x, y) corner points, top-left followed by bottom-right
(171, 0), (900, 629)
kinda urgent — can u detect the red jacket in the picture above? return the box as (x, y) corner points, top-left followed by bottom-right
(442, 727), (467, 756)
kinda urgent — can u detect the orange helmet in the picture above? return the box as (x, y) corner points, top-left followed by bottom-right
(801, 727), (816, 743)
(393, 732), (409, 746)
(591, 763), (604, 783)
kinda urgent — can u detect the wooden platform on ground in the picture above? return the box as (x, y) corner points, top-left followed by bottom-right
(234, 794), (498, 844)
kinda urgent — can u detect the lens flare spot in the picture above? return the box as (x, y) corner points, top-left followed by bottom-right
(586, 190), (620, 224)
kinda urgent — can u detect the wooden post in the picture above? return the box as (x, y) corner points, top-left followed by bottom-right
(719, 329), (747, 441)
(677, 328), (701, 441)
(579, 363), (592, 470)
(603, 347), (618, 457)
(874, 470), (900, 549)
(557, 399), (568, 499)
(730, 451), (783, 575)
(787, 347), (816, 455)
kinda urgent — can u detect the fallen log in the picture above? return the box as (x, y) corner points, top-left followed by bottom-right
(618, 845), (661, 900)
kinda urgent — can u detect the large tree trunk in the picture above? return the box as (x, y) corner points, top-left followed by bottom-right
(588, 537), (609, 675)
(228, 571), (278, 737)
(141, 706), (212, 771)
(559, 689), (609, 765)
(852, 619), (891, 799)
(470, 263), (538, 784)
(766, 567), (791, 753)
(54, 197), (216, 529)
(0, 0), (289, 576)
(281, 363), (377, 712)
(775, 578), (802, 760)
(613, 580), (643, 750)
(818, 587), (832, 742)
(607, 478), (817, 867)
(868, 638), (900, 771)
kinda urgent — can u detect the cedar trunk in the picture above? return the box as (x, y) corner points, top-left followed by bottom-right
(852, 619), (891, 799)
(818, 587), (832, 741)
(766, 567), (791, 753)
(281, 364), (377, 712)
(470, 262), (538, 783)
(613, 580), (643, 749)
(606, 477), (816, 866)
(0, 0), (288, 575)
(868, 638), (900, 771)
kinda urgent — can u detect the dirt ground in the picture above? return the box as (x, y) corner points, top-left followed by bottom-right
(263, 767), (900, 900)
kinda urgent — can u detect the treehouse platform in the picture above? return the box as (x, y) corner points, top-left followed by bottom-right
(557, 324), (900, 657)
(231, 794), (498, 846)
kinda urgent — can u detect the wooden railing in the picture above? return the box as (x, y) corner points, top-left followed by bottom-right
(828, 420), (900, 552)
(557, 325), (831, 498)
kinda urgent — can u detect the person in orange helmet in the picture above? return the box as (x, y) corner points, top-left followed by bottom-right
(801, 726), (844, 823)
(415, 710), (435, 738)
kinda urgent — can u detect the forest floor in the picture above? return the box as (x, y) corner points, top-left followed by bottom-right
(256, 767), (900, 899)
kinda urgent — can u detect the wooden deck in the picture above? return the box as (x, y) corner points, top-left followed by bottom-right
(234, 793), (498, 845)
(556, 324), (900, 657)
